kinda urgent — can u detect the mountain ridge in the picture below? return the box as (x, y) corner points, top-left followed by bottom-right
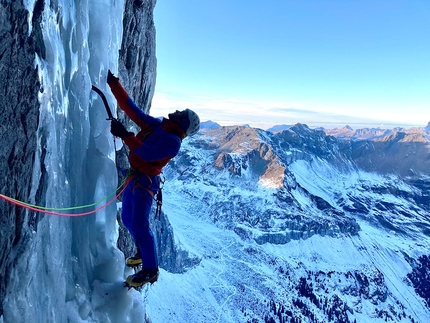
(150, 123), (430, 322)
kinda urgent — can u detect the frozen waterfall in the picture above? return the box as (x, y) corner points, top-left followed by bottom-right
(2, 1), (147, 322)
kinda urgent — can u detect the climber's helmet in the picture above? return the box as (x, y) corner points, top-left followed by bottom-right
(169, 109), (200, 137)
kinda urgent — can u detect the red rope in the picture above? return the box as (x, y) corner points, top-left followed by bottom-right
(0, 178), (131, 217)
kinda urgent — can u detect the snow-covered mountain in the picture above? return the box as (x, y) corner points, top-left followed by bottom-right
(267, 124), (293, 133)
(324, 124), (430, 142)
(200, 120), (221, 129)
(324, 125), (430, 177)
(148, 124), (430, 322)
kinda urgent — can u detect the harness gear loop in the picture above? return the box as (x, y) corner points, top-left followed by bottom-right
(154, 173), (165, 220)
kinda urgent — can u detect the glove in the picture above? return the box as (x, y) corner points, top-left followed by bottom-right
(107, 69), (119, 84)
(110, 119), (133, 138)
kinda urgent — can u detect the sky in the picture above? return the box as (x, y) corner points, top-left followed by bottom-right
(151, 0), (430, 130)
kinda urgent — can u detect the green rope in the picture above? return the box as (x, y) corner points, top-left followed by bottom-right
(8, 176), (130, 211)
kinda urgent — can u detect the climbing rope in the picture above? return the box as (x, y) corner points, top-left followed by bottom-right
(0, 177), (131, 217)
(0, 86), (130, 217)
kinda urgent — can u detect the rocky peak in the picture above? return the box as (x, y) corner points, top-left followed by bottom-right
(273, 123), (351, 171)
(202, 126), (284, 186)
(351, 131), (430, 176)
(377, 130), (406, 142)
(174, 125), (362, 244)
(200, 120), (221, 129)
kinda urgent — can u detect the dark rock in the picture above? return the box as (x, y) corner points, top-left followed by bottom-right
(0, 0), (45, 316)
(152, 210), (201, 273)
(118, 0), (157, 115)
(114, 0), (157, 268)
(115, 0), (198, 273)
(350, 133), (430, 177)
(407, 254), (430, 308)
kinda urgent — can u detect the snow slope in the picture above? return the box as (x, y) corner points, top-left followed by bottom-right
(147, 128), (430, 323)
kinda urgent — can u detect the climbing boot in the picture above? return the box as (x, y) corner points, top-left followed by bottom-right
(125, 256), (142, 267)
(125, 269), (159, 288)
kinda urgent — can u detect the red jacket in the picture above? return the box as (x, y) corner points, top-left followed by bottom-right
(108, 81), (185, 176)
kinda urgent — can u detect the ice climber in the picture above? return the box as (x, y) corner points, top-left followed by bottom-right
(107, 70), (200, 287)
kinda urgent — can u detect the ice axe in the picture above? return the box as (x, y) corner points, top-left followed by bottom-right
(91, 85), (115, 120)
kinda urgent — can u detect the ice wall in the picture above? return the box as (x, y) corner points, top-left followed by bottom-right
(2, 1), (148, 322)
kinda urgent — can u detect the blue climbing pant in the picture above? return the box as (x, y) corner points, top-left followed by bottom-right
(122, 173), (160, 270)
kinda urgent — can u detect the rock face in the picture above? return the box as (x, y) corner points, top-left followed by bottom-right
(117, 0), (157, 114)
(113, 0), (158, 267)
(113, 0), (157, 179)
(0, 0), (45, 316)
(152, 210), (201, 273)
(114, 0), (196, 274)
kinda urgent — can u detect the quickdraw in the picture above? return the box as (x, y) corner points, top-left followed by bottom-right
(154, 174), (165, 220)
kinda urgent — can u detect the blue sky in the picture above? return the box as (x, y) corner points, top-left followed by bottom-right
(152, 0), (430, 129)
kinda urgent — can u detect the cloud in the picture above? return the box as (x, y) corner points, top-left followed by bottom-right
(268, 107), (322, 114)
(151, 91), (424, 130)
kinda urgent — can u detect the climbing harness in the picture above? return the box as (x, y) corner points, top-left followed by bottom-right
(127, 168), (165, 220)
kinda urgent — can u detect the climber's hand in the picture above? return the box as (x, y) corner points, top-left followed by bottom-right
(107, 70), (119, 84)
(110, 119), (133, 138)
